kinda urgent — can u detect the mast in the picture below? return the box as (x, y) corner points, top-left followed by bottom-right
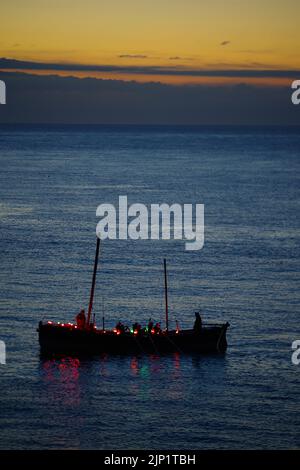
(87, 237), (101, 327)
(163, 258), (169, 332)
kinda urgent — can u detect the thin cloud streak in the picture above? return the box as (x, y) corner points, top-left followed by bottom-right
(118, 54), (148, 59)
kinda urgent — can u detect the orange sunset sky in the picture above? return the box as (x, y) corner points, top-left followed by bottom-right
(1, 0), (300, 86)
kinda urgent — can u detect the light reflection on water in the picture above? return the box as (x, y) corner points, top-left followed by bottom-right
(40, 352), (198, 407)
(42, 357), (81, 407)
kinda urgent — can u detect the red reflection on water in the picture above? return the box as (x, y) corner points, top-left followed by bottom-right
(130, 357), (139, 375)
(172, 352), (181, 379)
(42, 357), (81, 406)
(173, 352), (180, 369)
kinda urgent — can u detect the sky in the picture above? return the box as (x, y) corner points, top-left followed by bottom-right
(1, 0), (300, 83)
(0, 0), (299, 124)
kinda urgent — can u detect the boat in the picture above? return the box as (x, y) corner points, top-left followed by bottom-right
(38, 238), (229, 355)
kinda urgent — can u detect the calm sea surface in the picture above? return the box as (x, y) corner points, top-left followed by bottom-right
(0, 125), (299, 449)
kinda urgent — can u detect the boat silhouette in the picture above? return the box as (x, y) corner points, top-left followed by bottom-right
(38, 238), (229, 355)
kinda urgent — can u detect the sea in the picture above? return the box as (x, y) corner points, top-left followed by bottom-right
(0, 124), (299, 449)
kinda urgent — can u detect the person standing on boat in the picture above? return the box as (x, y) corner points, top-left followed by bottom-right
(132, 322), (142, 335)
(148, 318), (154, 333)
(193, 312), (202, 334)
(76, 309), (86, 329)
(116, 321), (125, 334)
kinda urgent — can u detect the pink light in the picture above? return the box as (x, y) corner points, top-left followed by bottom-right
(47, 321), (53, 325)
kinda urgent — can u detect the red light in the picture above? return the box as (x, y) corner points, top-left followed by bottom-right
(47, 321), (52, 325)
(74, 325), (77, 329)
(151, 329), (155, 334)
(134, 330), (138, 335)
(61, 323), (65, 327)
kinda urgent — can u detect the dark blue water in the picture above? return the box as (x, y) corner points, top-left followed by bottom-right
(0, 125), (300, 449)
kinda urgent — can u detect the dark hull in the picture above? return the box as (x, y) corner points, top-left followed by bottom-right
(38, 323), (229, 356)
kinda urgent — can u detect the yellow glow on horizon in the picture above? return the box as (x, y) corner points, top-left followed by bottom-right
(1, 0), (300, 82)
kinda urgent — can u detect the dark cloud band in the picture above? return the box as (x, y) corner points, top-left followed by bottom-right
(0, 58), (299, 78)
